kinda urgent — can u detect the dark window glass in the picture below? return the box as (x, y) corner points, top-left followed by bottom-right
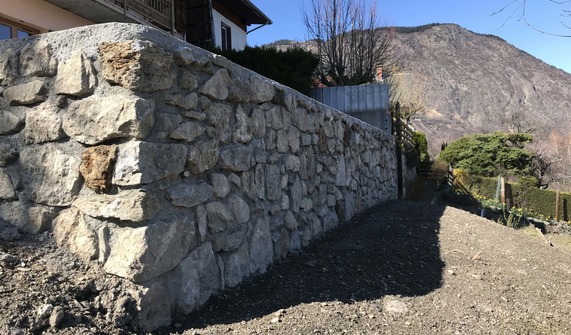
(17, 29), (30, 38)
(0, 24), (11, 40)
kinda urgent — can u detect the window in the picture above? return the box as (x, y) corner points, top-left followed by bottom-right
(0, 18), (37, 40)
(221, 22), (231, 51)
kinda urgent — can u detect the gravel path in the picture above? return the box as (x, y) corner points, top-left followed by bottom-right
(161, 201), (571, 335)
(2, 200), (571, 334)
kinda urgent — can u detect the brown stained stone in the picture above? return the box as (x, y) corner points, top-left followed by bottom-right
(79, 145), (117, 193)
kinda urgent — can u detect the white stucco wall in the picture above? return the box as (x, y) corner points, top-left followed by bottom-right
(212, 9), (247, 50)
(0, 0), (93, 33)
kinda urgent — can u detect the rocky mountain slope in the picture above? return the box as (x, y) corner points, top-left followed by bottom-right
(269, 24), (571, 157)
(391, 24), (571, 154)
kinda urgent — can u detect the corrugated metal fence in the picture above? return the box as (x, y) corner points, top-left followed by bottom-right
(309, 84), (391, 133)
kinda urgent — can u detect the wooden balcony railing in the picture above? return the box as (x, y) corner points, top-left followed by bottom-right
(105, 0), (174, 31)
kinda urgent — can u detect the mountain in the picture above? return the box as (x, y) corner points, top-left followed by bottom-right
(390, 24), (571, 155)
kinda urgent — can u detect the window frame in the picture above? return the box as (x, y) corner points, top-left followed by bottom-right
(0, 17), (38, 40)
(220, 22), (232, 51)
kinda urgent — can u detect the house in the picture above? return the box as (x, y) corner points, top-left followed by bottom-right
(0, 0), (271, 50)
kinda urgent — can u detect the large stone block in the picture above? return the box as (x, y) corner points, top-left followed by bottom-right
(205, 201), (234, 233)
(249, 218), (273, 274)
(169, 121), (205, 142)
(199, 68), (230, 100)
(221, 243), (250, 288)
(64, 95), (155, 145)
(3, 80), (48, 105)
(19, 40), (57, 77)
(20, 144), (81, 206)
(99, 40), (174, 92)
(54, 50), (96, 97)
(163, 242), (221, 314)
(79, 145), (117, 194)
(73, 190), (160, 222)
(0, 110), (24, 135)
(187, 140), (219, 175)
(112, 141), (187, 186)
(103, 214), (196, 282)
(24, 105), (64, 143)
(0, 47), (18, 84)
(167, 182), (214, 208)
(219, 146), (253, 172)
(0, 169), (16, 200)
(53, 208), (99, 262)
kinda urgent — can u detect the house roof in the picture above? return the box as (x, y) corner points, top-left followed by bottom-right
(217, 0), (272, 26)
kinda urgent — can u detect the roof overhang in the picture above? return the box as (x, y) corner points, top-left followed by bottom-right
(216, 0), (272, 25)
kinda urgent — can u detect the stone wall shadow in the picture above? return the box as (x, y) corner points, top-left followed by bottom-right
(162, 200), (445, 332)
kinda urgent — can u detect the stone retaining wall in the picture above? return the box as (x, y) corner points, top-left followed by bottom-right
(0, 23), (397, 330)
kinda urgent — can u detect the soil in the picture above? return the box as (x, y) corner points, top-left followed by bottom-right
(2, 199), (571, 335)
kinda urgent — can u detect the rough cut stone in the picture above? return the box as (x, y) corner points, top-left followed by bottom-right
(222, 243), (250, 288)
(27, 206), (59, 234)
(53, 208), (99, 262)
(251, 107), (266, 138)
(19, 40), (57, 77)
(173, 47), (211, 67)
(3, 80), (48, 105)
(135, 284), (172, 332)
(104, 214), (195, 282)
(233, 106), (253, 144)
(99, 40), (174, 92)
(205, 102), (233, 143)
(167, 182), (214, 208)
(0, 110), (24, 135)
(213, 228), (244, 252)
(113, 141), (187, 186)
(0, 169), (16, 200)
(165, 93), (198, 110)
(219, 146), (253, 172)
(54, 50), (96, 97)
(196, 205), (207, 242)
(228, 195), (250, 224)
(24, 106), (64, 143)
(265, 165), (282, 201)
(179, 69), (199, 91)
(20, 144), (81, 206)
(284, 211), (297, 230)
(79, 145), (117, 193)
(0, 143), (18, 167)
(64, 95), (155, 145)
(249, 75), (275, 103)
(163, 242), (221, 314)
(211, 173), (230, 198)
(0, 47), (18, 84)
(249, 218), (273, 274)
(199, 68), (230, 100)
(187, 140), (219, 175)
(206, 201), (233, 233)
(169, 122), (205, 142)
(73, 190), (160, 222)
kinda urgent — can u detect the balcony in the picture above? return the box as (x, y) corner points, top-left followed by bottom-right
(45, 0), (174, 32)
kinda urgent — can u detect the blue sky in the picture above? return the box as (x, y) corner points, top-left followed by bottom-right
(248, 0), (571, 74)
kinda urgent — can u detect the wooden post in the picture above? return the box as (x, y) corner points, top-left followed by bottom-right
(500, 177), (506, 205)
(555, 191), (561, 222)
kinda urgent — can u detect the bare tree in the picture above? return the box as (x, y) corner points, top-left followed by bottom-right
(386, 68), (427, 122)
(493, 0), (571, 37)
(302, 0), (394, 86)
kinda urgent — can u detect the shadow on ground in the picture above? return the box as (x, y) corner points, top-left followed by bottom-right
(163, 200), (446, 332)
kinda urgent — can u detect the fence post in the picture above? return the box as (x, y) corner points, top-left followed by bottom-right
(555, 191), (561, 222)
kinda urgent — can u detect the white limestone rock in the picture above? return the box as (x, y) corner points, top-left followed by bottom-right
(199, 68), (230, 100)
(112, 141), (187, 186)
(52, 208), (99, 262)
(167, 182), (214, 208)
(20, 144), (81, 206)
(3, 80), (48, 105)
(0, 110), (24, 135)
(19, 40), (57, 77)
(103, 214), (195, 282)
(54, 50), (96, 97)
(64, 95), (155, 145)
(73, 190), (160, 222)
(249, 217), (273, 274)
(24, 105), (64, 143)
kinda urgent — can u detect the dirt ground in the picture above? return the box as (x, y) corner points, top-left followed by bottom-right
(2, 200), (571, 335)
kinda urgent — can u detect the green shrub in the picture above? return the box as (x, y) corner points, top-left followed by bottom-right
(212, 46), (319, 95)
